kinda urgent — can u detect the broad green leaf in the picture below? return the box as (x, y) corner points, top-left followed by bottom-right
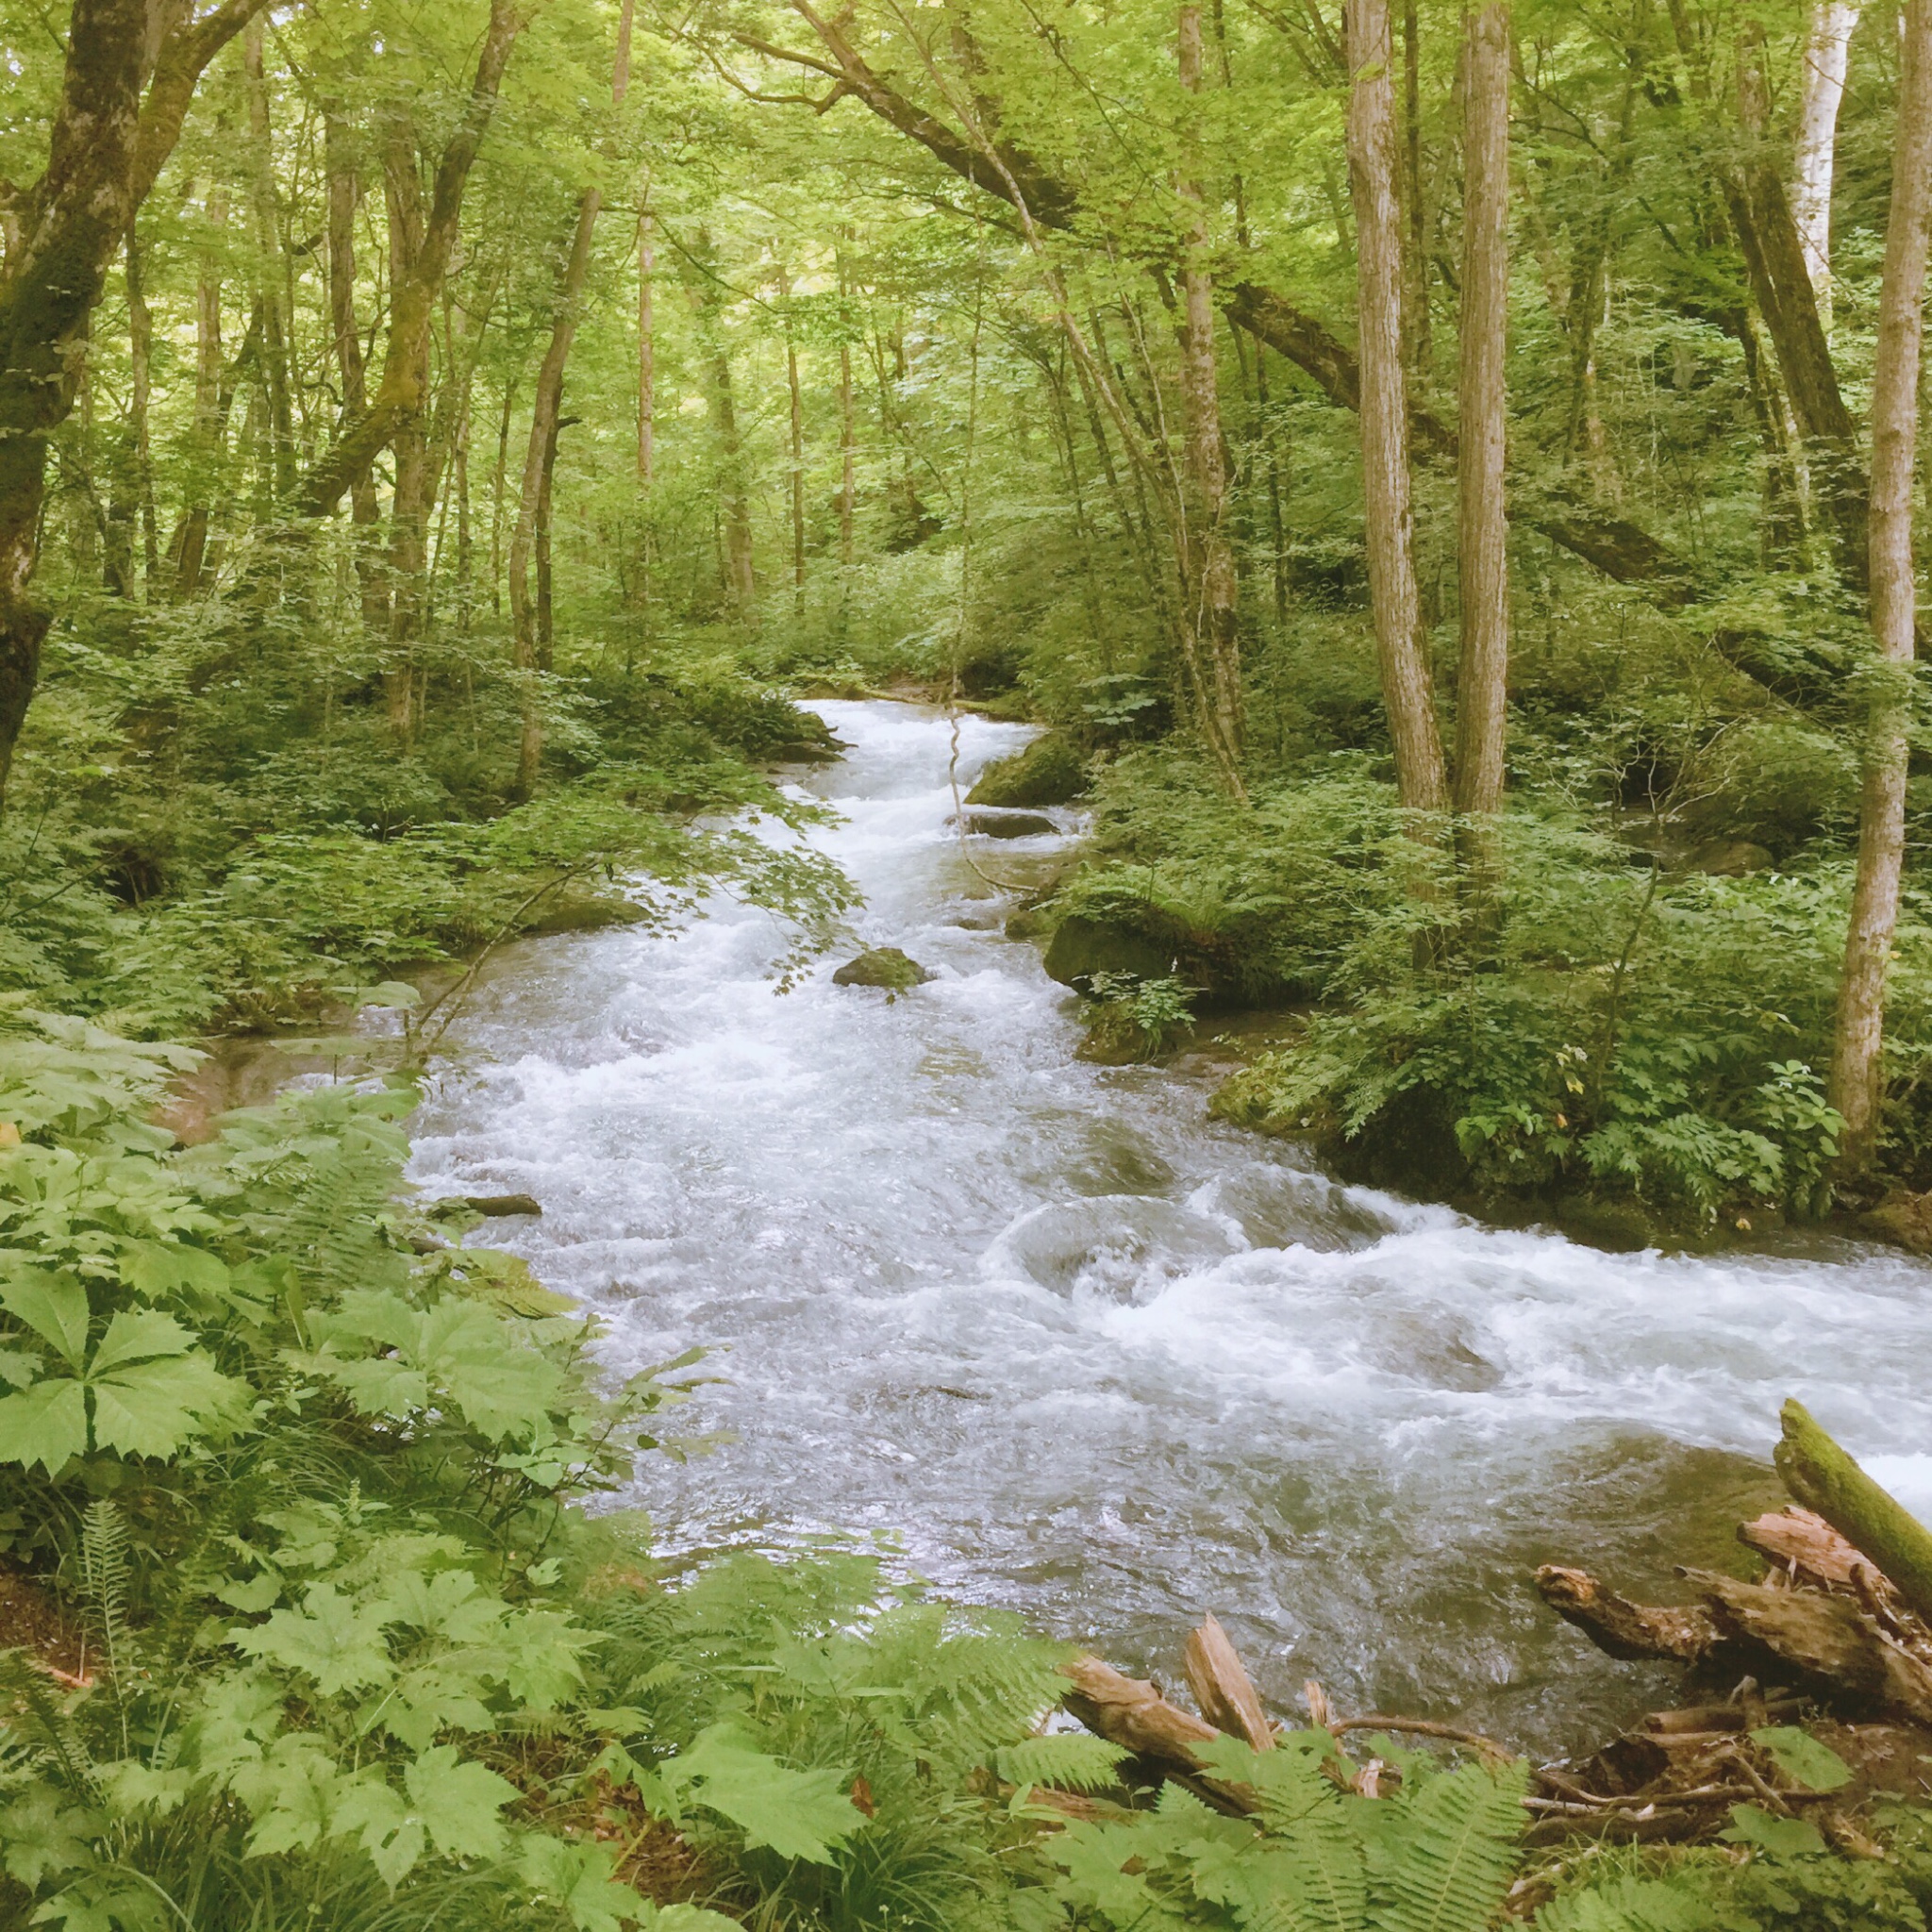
(88, 1308), (192, 1375)
(657, 1724), (864, 1864)
(1, 1271), (89, 1369)
(1748, 1725), (1854, 1792)
(403, 1745), (517, 1859)
(235, 1582), (396, 1695)
(1719, 1803), (1825, 1859)
(90, 1351), (240, 1458)
(0, 1378), (88, 1473)
(0, 1787), (100, 1887)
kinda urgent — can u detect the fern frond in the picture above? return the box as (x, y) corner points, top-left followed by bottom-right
(1369, 1759), (1527, 1932)
(993, 1735), (1129, 1795)
(76, 1501), (133, 1690)
(1532, 1874), (1724, 1932)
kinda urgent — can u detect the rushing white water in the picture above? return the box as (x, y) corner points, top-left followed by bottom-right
(410, 700), (1932, 1753)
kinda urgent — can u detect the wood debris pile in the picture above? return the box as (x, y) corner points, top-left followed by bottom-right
(1046, 1401), (1932, 1848)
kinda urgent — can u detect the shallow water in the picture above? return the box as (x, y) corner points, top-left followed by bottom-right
(409, 700), (1932, 1756)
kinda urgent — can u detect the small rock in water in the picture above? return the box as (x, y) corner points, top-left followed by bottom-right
(832, 946), (934, 991)
(963, 808), (1057, 839)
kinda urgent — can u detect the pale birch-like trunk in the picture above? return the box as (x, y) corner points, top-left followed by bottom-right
(1793, 1), (1861, 334)
(1344, 0), (1448, 811)
(1453, 3), (1509, 817)
(511, 192), (601, 796)
(1829, 0), (1932, 1174)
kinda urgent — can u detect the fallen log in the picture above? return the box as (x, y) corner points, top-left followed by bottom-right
(1182, 1615), (1275, 1751)
(1774, 1401), (1932, 1628)
(1058, 1655), (1221, 1773)
(1683, 1569), (1932, 1723)
(1534, 1566), (1720, 1663)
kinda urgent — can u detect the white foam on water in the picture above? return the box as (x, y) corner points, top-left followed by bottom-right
(409, 699), (1932, 1751)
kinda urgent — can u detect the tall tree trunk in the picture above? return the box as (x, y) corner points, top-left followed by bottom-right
(1453, 3), (1509, 817)
(1793, 2), (1861, 334)
(383, 114), (430, 735)
(243, 13), (294, 503)
(638, 208), (656, 483)
(1344, 0), (1448, 811)
(295, 0), (522, 520)
(126, 230), (158, 591)
(1829, 0), (1932, 1174)
(1402, 0), (1430, 375)
(175, 184), (227, 598)
(780, 263), (807, 601)
(536, 412), (559, 667)
(326, 109), (384, 624)
(838, 244), (857, 562)
(1727, 21), (1865, 585)
(511, 192), (600, 797)
(0, 0), (269, 799)
(1176, 1), (1244, 782)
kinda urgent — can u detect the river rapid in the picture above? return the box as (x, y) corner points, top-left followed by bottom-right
(409, 700), (1932, 1756)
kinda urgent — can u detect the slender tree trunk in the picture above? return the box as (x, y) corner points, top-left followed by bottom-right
(1345, 0), (1448, 811)
(511, 192), (600, 796)
(1829, 0), (1932, 1174)
(838, 248), (857, 563)
(1728, 22), (1865, 585)
(638, 208), (656, 483)
(326, 110), (384, 624)
(383, 115), (430, 735)
(243, 14), (294, 503)
(491, 379), (514, 618)
(1402, 0), (1430, 375)
(780, 263), (807, 601)
(536, 412), (559, 667)
(294, 0), (522, 521)
(175, 184), (227, 598)
(1793, 1), (1861, 334)
(125, 229), (158, 591)
(1453, 3), (1509, 817)
(1176, 1), (1244, 783)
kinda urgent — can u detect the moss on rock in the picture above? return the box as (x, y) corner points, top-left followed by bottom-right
(966, 733), (1087, 808)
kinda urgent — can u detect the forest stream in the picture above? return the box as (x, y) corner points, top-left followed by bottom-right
(408, 701), (1932, 1759)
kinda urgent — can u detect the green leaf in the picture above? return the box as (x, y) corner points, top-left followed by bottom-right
(655, 1724), (864, 1864)
(0, 1378), (88, 1473)
(1369, 1758), (1526, 1932)
(88, 1308), (192, 1375)
(1720, 1803), (1826, 1859)
(1, 1271), (89, 1370)
(1748, 1725), (1854, 1793)
(403, 1744), (517, 1861)
(0, 1787), (100, 1887)
(235, 1581), (396, 1695)
(90, 1350), (240, 1458)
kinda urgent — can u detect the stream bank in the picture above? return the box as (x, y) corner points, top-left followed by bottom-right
(378, 701), (1932, 1760)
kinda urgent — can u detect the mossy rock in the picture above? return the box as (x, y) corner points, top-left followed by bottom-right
(519, 892), (651, 937)
(1042, 912), (1178, 990)
(963, 808), (1058, 839)
(832, 946), (934, 991)
(967, 733), (1087, 808)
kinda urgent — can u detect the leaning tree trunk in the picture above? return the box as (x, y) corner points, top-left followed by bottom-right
(1175, 1), (1245, 786)
(1452, 3), (1509, 818)
(1829, 0), (1932, 1174)
(1793, 1), (1861, 333)
(0, 0), (270, 802)
(1344, 0), (1448, 811)
(511, 191), (601, 798)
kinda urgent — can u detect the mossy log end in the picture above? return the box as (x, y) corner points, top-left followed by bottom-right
(1774, 1398), (1932, 1627)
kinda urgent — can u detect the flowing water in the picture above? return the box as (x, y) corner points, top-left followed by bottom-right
(409, 700), (1932, 1757)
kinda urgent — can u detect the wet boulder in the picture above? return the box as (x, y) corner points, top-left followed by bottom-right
(963, 808), (1058, 839)
(1042, 912), (1178, 989)
(966, 733), (1088, 808)
(832, 946), (934, 991)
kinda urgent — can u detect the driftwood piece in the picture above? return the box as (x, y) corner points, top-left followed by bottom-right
(1740, 1506), (1894, 1597)
(1684, 1569), (1932, 1723)
(1182, 1616), (1275, 1751)
(1535, 1566), (1720, 1663)
(1058, 1656), (1220, 1772)
(1775, 1401), (1932, 1628)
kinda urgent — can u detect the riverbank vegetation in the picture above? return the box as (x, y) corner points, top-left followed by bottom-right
(8, 1013), (1932, 1930)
